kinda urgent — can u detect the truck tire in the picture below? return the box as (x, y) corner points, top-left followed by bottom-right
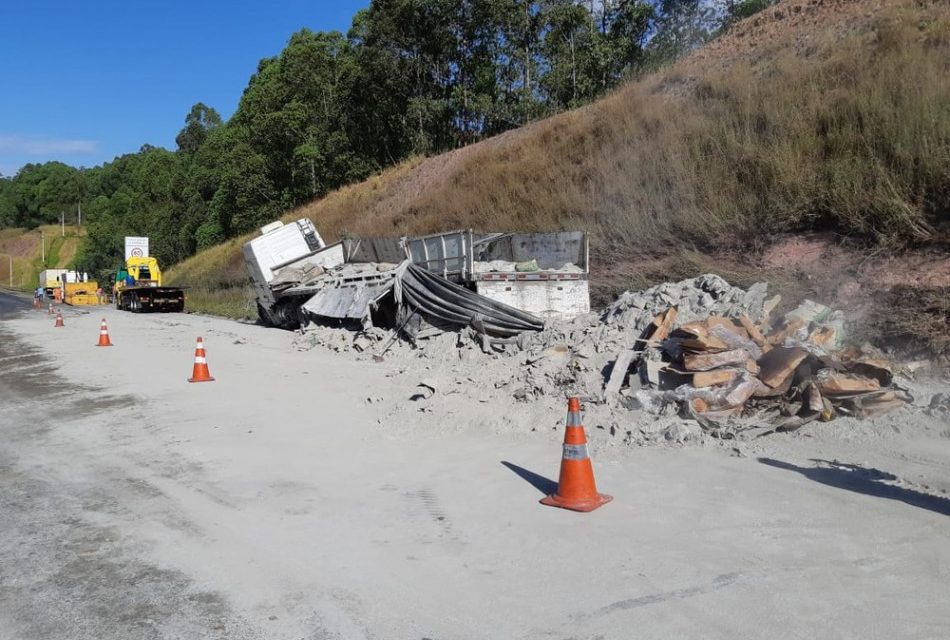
(256, 302), (275, 327)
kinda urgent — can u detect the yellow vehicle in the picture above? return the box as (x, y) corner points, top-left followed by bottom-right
(114, 256), (185, 312)
(63, 281), (101, 306)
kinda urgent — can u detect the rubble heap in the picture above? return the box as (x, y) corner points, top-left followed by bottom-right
(621, 298), (909, 432)
(294, 274), (909, 438)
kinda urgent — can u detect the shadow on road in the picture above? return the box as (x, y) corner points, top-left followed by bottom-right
(501, 461), (558, 495)
(758, 457), (950, 517)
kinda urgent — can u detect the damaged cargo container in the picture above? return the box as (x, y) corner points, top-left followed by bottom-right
(243, 219), (405, 329)
(244, 219), (585, 335)
(403, 230), (590, 320)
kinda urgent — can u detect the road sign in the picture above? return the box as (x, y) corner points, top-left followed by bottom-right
(124, 237), (149, 259)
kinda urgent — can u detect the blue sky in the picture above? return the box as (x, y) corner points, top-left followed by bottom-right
(0, 0), (368, 177)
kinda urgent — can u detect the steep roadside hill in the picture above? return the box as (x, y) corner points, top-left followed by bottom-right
(0, 226), (84, 291)
(170, 0), (950, 354)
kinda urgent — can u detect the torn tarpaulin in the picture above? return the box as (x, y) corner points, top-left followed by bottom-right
(393, 262), (544, 338)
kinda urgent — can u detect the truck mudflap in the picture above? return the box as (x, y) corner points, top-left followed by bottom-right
(117, 287), (185, 313)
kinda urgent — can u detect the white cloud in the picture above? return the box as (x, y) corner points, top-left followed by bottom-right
(0, 135), (99, 156)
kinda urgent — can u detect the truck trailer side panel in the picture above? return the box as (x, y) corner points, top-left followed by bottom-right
(404, 229), (591, 320)
(474, 278), (590, 320)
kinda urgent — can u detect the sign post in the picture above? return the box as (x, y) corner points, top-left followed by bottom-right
(124, 237), (149, 259)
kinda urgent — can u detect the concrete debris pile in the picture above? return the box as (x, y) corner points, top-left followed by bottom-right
(619, 297), (910, 433)
(295, 273), (910, 440)
(603, 274), (773, 332)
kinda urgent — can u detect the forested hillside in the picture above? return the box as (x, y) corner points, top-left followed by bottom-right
(0, 0), (764, 281)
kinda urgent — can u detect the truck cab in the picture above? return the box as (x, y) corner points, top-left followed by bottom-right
(113, 256), (183, 312)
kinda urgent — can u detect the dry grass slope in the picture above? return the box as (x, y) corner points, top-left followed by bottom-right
(292, 0), (949, 249)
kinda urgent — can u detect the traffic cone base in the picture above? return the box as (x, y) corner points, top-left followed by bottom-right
(540, 488), (613, 513)
(188, 337), (214, 382)
(540, 397), (612, 512)
(96, 319), (113, 347)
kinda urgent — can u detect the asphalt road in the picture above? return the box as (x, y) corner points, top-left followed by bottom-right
(0, 319), (262, 640)
(0, 290), (30, 316)
(2, 304), (948, 639)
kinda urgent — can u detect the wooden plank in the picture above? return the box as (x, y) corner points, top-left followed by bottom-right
(757, 346), (809, 388)
(683, 348), (750, 372)
(670, 322), (730, 351)
(816, 372), (880, 395)
(707, 316), (749, 339)
(650, 307), (678, 343)
(739, 314), (771, 352)
(692, 369), (739, 388)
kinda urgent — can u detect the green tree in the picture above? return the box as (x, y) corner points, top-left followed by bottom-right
(175, 103), (223, 154)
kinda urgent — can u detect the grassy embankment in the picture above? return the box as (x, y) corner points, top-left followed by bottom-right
(0, 225), (84, 291)
(169, 0), (949, 347)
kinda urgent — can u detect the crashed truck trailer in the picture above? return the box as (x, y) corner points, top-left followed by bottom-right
(243, 219), (586, 334)
(243, 220), (406, 329)
(403, 229), (590, 320)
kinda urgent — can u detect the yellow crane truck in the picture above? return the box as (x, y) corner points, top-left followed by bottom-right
(114, 256), (185, 312)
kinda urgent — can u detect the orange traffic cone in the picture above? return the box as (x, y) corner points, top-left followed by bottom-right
(187, 337), (214, 382)
(48, 302), (55, 315)
(540, 397), (612, 512)
(96, 318), (113, 347)
(32, 298), (39, 310)
(54, 312), (64, 328)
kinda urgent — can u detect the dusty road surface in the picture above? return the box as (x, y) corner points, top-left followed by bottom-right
(2, 295), (949, 639)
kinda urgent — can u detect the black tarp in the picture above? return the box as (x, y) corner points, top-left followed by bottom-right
(394, 262), (544, 338)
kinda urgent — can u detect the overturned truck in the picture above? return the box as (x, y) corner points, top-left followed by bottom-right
(243, 219), (587, 338)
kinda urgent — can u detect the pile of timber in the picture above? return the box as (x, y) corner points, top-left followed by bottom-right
(632, 301), (907, 430)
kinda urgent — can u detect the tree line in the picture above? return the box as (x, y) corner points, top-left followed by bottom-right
(0, 0), (772, 279)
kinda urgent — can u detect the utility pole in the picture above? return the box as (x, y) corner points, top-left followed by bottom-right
(41, 232), (45, 263)
(61, 211), (65, 237)
(78, 201), (82, 229)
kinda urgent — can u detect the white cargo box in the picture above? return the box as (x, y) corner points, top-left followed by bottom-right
(39, 269), (67, 288)
(243, 219), (326, 285)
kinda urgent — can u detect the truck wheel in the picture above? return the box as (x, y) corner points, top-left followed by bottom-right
(256, 303), (274, 327)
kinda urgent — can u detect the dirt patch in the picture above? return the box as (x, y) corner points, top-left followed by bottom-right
(762, 234), (834, 270)
(869, 254), (950, 289)
(0, 233), (39, 258)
